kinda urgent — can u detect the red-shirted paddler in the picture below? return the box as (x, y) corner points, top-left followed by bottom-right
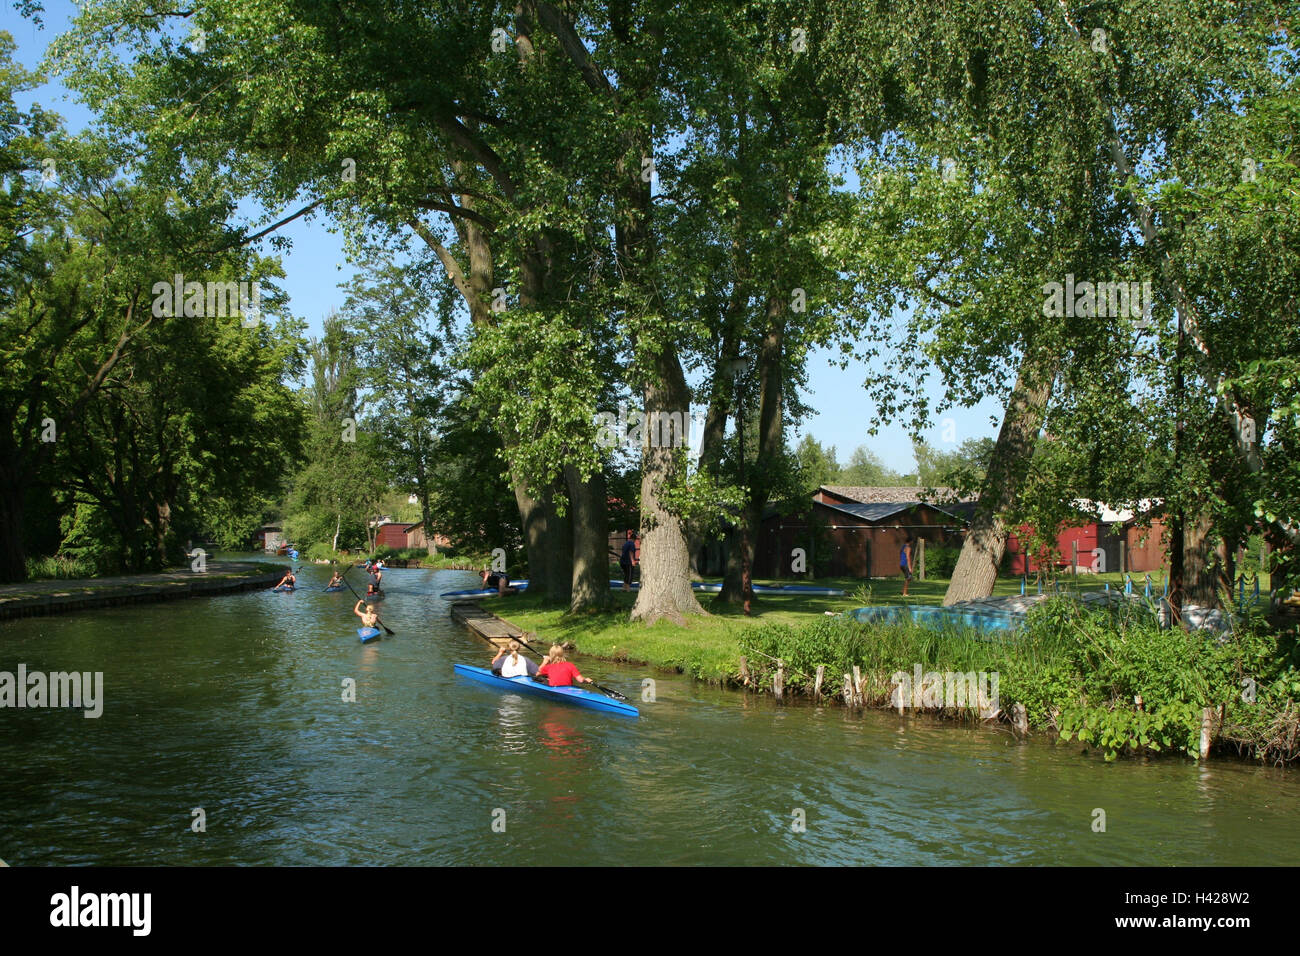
(536, 645), (594, 687)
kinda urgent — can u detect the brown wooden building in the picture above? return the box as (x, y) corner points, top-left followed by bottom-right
(756, 486), (974, 579)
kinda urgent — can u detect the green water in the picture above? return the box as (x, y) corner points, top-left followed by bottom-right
(2, 560), (1297, 865)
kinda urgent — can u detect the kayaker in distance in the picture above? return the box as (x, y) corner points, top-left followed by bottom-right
(274, 569), (297, 590)
(535, 645), (594, 687)
(353, 600), (384, 630)
(491, 640), (537, 677)
(326, 570), (343, 589)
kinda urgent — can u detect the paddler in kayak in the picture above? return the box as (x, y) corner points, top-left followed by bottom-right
(353, 599), (384, 631)
(274, 569), (297, 590)
(326, 570), (344, 589)
(480, 567), (518, 596)
(491, 640), (538, 677)
(535, 645), (594, 687)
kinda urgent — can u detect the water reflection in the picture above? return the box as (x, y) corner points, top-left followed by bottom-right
(0, 561), (1298, 866)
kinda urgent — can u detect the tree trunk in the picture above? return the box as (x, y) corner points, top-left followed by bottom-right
(630, 349), (707, 624)
(565, 462), (610, 612)
(1184, 509), (1219, 607)
(0, 460), (27, 583)
(545, 481), (573, 604)
(511, 470), (549, 587)
(944, 347), (1056, 605)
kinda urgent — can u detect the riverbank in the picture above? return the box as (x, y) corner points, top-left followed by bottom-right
(0, 561), (284, 620)
(487, 581), (1300, 765)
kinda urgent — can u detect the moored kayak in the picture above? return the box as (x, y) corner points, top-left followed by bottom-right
(357, 626), (382, 643)
(440, 581), (528, 598)
(453, 664), (638, 718)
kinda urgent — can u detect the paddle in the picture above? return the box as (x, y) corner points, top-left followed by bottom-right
(341, 569), (394, 635)
(504, 637), (629, 701)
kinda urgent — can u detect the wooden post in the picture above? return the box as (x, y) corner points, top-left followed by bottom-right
(917, 537), (926, 581)
(1011, 702), (1029, 736)
(813, 665), (825, 700)
(1199, 706), (1213, 759)
(1119, 538), (1127, 575)
(1071, 539), (1078, 575)
(773, 660), (785, 701)
(852, 665), (863, 707)
(739, 656), (750, 687)
(843, 673), (854, 708)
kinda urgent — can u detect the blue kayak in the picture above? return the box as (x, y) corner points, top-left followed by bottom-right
(440, 581), (528, 598)
(453, 664), (638, 718)
(324, 585), (345, 592)
(685, 581), (846, 596)
(357, 627), (382, 643)
(272, 585), (296, 592)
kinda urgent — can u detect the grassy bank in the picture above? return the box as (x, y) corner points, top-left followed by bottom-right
(494, 577), (1299, 764)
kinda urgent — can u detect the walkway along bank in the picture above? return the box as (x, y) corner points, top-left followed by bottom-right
(0, 561), (283, 620)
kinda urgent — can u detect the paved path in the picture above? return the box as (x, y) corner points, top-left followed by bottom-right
(0, 561), (283, 620)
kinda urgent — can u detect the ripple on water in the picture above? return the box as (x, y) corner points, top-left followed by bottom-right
(2, 564), (1300, 865)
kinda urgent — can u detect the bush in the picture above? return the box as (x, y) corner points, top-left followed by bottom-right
(738, 598), (1300, 762)
(924, 544), (961, 578)
(305, 542), (347, 563)
(25, 554), (99, 580)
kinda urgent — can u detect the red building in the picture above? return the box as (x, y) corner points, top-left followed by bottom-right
(1004, 501), (1168, 575)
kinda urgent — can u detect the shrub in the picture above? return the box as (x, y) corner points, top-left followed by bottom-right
(924, 544), (961, 578)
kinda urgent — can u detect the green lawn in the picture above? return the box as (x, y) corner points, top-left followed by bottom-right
(488, 569), (1272, 682)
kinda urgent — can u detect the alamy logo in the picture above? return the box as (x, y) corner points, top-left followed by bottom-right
(1042, 274), (1153, 323)
(151, 273), (261, 325)
(890, 664), (999, 716)
(50, 886), (151, 936)
(595, 402), (705, 456)
(0, 665), (103, 718)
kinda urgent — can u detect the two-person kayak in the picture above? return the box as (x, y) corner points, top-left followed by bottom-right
(453, 664), (638, 718)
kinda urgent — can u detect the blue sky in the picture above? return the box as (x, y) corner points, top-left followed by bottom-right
(6, 2), (1005, 475)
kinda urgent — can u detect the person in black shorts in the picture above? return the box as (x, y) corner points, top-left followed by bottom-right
(481, 567), (514, 596)
(619, 530), (638, 590)
(900, 534), (914, 597)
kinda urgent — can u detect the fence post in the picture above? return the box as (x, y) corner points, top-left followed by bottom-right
(917, 537), (926, 581)
(852, 665), (863, 707)
(1071, 540), (1078, 575)
(739, 656), (750, 687)
(773, 660), (785, 701)
(813, 665), (825, 700)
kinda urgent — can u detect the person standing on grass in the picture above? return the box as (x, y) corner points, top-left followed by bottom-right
(900, 534), (915, 597)
(619, 529), (638, 590)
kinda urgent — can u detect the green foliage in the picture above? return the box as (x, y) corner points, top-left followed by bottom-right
(736, 595), (1300, 761)
(25, 553), (98, 580)
(924, 545), (961, 578)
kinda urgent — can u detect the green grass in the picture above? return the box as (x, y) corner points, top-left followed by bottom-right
(492, 569), (1274, 683)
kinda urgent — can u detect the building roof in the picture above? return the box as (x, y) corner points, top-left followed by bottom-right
(817, 499), (968, 524)
(820, 484), (977, 505)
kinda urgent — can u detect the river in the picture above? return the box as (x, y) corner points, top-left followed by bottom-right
(2, 560), (1297, 865)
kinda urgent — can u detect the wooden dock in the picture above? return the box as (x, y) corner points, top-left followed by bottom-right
(449, 601), (540, 652)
